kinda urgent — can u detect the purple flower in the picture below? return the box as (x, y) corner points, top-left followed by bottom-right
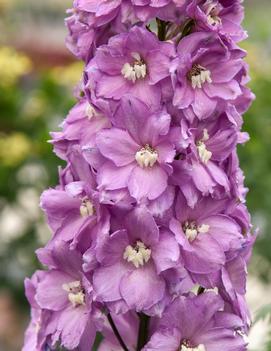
(65, 0), (188, 61)
(92, 207), (179, 313)
(186, 115), (239, 163)
(65, 13), (96, 62)
(132, 0), (184, 22)
(23, 271), (51, 351)
(34, 241), (99, 350)
(172, 158), (230, 207)
(220, 234), (256, 329)
(51, 98), (110, 160)
(169, 193), (244, 276)
(187, 0), (246, 42)
(94, 97), (176, 201)
(65, 0), (122, 61)
(171, 32), (244, 119)
(133, 0), (171, 7)
(144, 292), (247, 351)
(41, 178), (110, 250)
(24, 0), (256, 349)
(221, 256), (249, 322)
(85, 26), (174, 107)
(172, 114), (240, 203)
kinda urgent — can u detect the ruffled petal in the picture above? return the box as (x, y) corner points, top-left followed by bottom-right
(35, 271), (70, 311)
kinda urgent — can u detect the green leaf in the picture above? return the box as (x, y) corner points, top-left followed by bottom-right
(255, 304), (271, 323)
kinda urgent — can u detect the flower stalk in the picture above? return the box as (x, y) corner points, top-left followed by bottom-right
(156, 18), (168, 41)
(136, 314), (151, 351)
(107, 313), (130, 351)
(23, 1), (255, 351)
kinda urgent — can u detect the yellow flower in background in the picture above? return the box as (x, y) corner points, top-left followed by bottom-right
(23, 92), (46, 120)
(0, 47), (32, 87)
(242, 42), (271, 82)
(0, 0), (13, 11)
(0, 133), (32, 167)
(50, 61), (84, 88)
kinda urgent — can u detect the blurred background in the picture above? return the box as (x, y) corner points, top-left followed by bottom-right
(0, 0), (270, 350)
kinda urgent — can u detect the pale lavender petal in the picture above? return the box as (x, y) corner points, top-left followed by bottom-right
(204, 80), (242, 100)
(126, 206), (159, 246)
(192, 162), (215, 195)
(128, 165), (168, 200)
(192, 89), (217, 119)
(130, 79), (161, 108)
(143, 328), (181, 351)
(97, 162), (134, 190)
(57, 306), (90, 350)
(96, 128), (139, 166)
(210, 60), (243, 83)
(173, 83), (194, 109)
(156, 141), (175, 164)
(204, 215), (242, 251)
(196, 329), (246, 351)
(93, 262), (128, 302)
(35, 271), (70, 311)
(120, 263), (165, 311)
(147, 50), (171, 84)
(78, 318), (97, 351)
(152, 231), (180, 273)
(96, 75), (130, 99)
(184, 235), (225, 274)
(206, 161), (230, 192)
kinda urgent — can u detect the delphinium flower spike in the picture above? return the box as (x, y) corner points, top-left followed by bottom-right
(23, 1), (255, 350)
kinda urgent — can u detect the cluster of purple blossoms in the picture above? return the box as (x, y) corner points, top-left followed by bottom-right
(24, 1), (256, 350)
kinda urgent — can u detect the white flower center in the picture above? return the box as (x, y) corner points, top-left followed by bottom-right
(207, 13), (222, 26)
(121, 52), (147, 83)
(197, 129), (212, 164)
(181, 345), (206, 351)
(85, 103), (96, 120)
(123, 241), (151, 268)
(203, 0), (222, 26)
(189, 64), (212, 89)
(183, 221), (210, 242)
(197, 143), (212, 164)
(235, 329), (249, 344)
(80, 197), (95, 217)
(135, 144), (158, 168)
(62, 281), (85, 307)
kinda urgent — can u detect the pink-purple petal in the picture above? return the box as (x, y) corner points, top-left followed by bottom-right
(120, 263), (165, 311)
(128, 165), (168, 200)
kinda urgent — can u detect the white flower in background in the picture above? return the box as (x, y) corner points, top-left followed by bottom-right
(0, 205), (28, 252)
(247, 275), (271, 351)
(248, 316), (270, 351)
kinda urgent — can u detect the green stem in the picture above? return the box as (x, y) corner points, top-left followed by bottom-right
(136, 313), (150, 351)
(176, 19), (195, 43)
(156, 18), (168, 41)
